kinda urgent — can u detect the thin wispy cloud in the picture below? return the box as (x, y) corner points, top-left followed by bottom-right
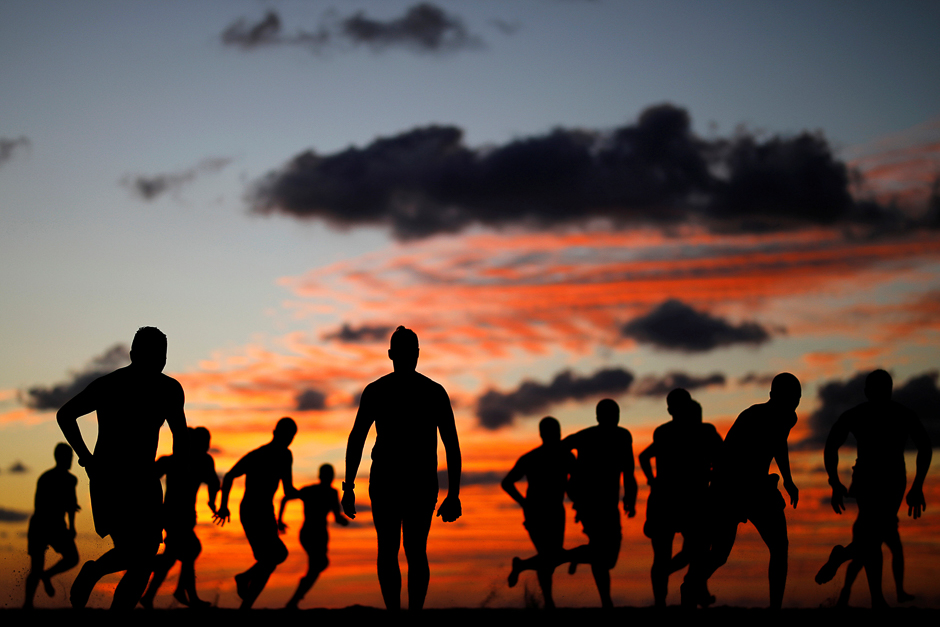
(0, 136), (30, 168)
(632, 372), (726, 397)
(122, 157), (232, 201)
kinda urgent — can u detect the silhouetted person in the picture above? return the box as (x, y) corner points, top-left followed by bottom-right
(837, 521), (913, 606)
(343, 326), (462, 611)
(682, 373), (801, 610)
(214, 417), (298, 609)
(815, 369), (931, 608)
(140, 426), (219, 609)
(277, 463), (349, 609)
(562, 399), (637, 608)
(639, 391), (722, 607)
(57, 326), (187, 609)
(503, 416), (576, 609)
(24, 443), (80, 608)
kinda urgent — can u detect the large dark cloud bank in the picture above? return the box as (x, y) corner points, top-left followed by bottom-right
(251, 104), (924, 240)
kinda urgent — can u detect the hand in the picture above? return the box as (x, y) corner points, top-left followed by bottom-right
(907, 485), (926, 519)
(213, 506), (231, 527)
(278, 521), (287, 534)
(342, 489), (357, 519)
(436, 495), (462, 523)
(337, 517), (350, 527)
(784, 479), (799, 509)
(830, 483), (847, 515)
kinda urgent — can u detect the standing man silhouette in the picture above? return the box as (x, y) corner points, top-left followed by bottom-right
(815, 369), (931, 607)
(277, 463), (349, 609)
(639, 391), (722, 607)
(57, 326), (187, 609)
(503, 416), (575, 608)
(214, 417), (298, 609)
(140, 426), (220, 609)
(24, 443), (80, 608)
(343, 326), (462, 611)
(682, 373), (801, 610)
(562, 399), (637, 608)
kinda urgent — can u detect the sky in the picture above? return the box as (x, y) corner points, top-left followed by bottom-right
(1, 0), (940, 609)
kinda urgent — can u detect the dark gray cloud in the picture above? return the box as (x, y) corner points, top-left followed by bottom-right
(489, 19), (521, 36)
(249, 103), (908, 240)
(0, 508), (29, 523)
(222, 4), (478, 54)
(633, 372), (726, 397)
(7, 462), (28, 474)
(122, 157), (232, 201)
(296, 389), (327, 411)
(739, 372), (777, 387)
(803, 370), (940, 449)
(476, 368), (634, 430)
(0, 136), (30, 168)
(323, 323), (393, 343)
(621, 299), (772, 352)
(438, 469), (502, 486)
(22, 344), (129, 411)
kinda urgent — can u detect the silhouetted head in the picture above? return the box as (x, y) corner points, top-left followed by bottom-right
(130, 326), (167, 373)
(689, 400), (703, 424)
(273, 417), (297, 446)
(191, 426), (211, 455)
(864, 369), (893, 402)
(388, 325), (419, 372)
(596, 399), (620, 426)
(319, 463), (335, 483)
(539, 416), (561, 444)
(54, 443), (73, 469)
(666, 388), (692, 418)
(769, 373), (801, 410)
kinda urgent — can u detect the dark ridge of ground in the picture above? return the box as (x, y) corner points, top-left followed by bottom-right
(2, 606), (938, 627)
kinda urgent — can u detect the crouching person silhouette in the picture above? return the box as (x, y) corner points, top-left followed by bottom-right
(56, 327), (187, 609)
(343, 326), (462, 611)
(277, 463), (349, 609)
(214, 417), (298, 609)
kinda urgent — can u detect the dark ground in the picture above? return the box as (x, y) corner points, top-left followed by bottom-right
(2, 606), (939, 626)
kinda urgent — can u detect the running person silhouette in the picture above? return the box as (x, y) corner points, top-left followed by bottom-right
(639, 391), (722, 607)
(815, 369), (931, 607)
(24, 443), (80, 608)
(57, 327), (187, 610)
(140, 426), (219, 609)
(343, 326), (462, 611)
(215, 417), (298, 609)
(503, 416), (575, 608)
(277, 463), (349, 609)
(682, 373), (801, 610)
(562, 399), (637, 608)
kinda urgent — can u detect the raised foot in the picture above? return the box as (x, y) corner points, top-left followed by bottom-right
(508, 557), (521, 588)
(816, 545), (848, 584)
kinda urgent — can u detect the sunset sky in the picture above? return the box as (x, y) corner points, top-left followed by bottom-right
(2, 0), (940, 609)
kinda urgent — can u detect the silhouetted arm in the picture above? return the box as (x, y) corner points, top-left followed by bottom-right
(331, 489), (349, 527)
(437, 389), (462, 522)
(638, 443), (656, 486)
(343, 390), (376, 519)
(67, 478), (78, 536)
(623, 434), (637, 517)
(56, 381), (100, 470)
(824, 413), (851, 514)
(501, 459), (527, 508)
(166, 380), (187, 457)
(281, 450), (298, 500)
(774, 432), (798, 508)
(907, 413), (932, 519)
(277, 490), (296, 533)
(204, 456), (220, 514)
(214, 454), (249, 526)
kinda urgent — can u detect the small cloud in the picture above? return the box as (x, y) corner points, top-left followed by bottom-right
(476, 368), (634, 430)
(22, 344), (129, 411)
(221, 10), (330, 51)
(7, 462), (28, 474)
(489, 19), (521, 36)
(0, 136), (30, 168)
(621, 299), (771, 352)
(342, 3), (481, 52)
(633, 372), (726, 397)
(296, 388), (327, 411)
(0, 508), (29, 523)
(323, 323), (393, 343)
(122, 157), (232, 201)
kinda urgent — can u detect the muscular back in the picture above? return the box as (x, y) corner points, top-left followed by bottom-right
(240, 444), (293, 508)
(837, 400), (925, 480)
(717, 402), (796, 488)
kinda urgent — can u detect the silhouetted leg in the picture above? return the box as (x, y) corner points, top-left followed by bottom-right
(683, 514), (736, 607)
(175, 533), (207, 607)
(591, 563), (613, 608)
(862, 544), (887, 608)
(43, 541), (79, 581)
(838, 558), (863, 607)
(565, 544), (592, 574)
(24, 553), (45, 608)
(140, 549), (176, 608)
(885, 529), (913, 602)
(650, 532), (675, 607)
(70, 550), (123, 609)
(402, 506), (433, 610)
(110, 531), (160, 610)
(287, 549), (328, 609)
(372, 501), (403, 611)
(751, 507), (788, 610)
